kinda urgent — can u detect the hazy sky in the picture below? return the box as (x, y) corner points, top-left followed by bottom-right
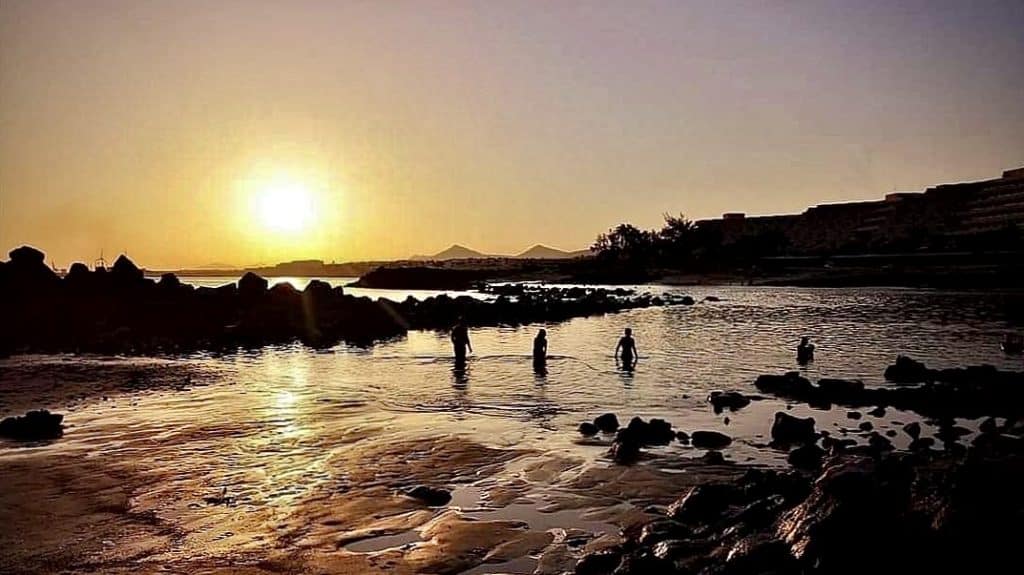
(2, 0), (1023, 268)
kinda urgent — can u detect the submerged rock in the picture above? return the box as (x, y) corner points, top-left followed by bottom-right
(867, 432), (893, 452)
(610, 430), (642, 465)
(979, 417), (998, 434)
(594, 413), (620, 433)
(817, 378), (865, 397)
(578, 422), (599, 436)
(0, 409), (64, 440)
(708, 390), (751, 412)
(788, 444), (825, 469)
(884, 355), (930, 383)
(771, 412), (817, 444)
(690, 430), (732, 449)
(755, 372), (815, 397)
(903, 421), (922, 439)
(405, 485), (452, 506)
(908, 437), (935, 451)
(702, 450), (726, 465)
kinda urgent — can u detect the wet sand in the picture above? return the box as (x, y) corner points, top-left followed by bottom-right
(0, 359), (745, 575)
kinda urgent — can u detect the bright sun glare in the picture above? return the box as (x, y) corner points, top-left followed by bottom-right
(256, 180), (315, 232)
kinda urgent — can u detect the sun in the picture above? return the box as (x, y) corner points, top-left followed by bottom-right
(255, 179), (315, 232)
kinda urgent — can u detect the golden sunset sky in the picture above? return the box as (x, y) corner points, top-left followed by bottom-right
(2, 1), (1023, 268)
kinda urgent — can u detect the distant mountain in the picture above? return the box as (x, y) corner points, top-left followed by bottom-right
(411, 243), (593, 261)
(516, 244), (584, 259)
(411, 244), (491, 261)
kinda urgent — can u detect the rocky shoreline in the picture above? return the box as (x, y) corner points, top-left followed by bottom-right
(0, 246), (689, 355)
(566, 357), (1024, 574)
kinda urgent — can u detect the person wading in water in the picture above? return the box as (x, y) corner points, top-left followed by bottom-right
(533, 329), (548, 372)
(615, 327), (638, 370)
(451, 318), (472, 364)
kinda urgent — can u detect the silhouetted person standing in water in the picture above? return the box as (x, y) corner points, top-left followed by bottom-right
(533, 329), (548, 369)
(797, 336), (815, 364)
(451, 319), (472, 364)
(616, 328), (638, 370)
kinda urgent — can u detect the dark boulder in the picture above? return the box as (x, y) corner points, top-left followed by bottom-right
(708, 391), (751, 412)
(702, 450), (726, 465)
(822, 436), (857, 454)
(668, 483), (738, 523)
(681, 296), (696, 306)
(903, 422), (922, 439)
(638, 519), (693, 547)
(858, 421), (873, 432)
(846, 411), (862, 420)
(913, 435), (937, 450)
(936, 424), (971, 444)
(238, 272), (269, 299)
(620, 416), (675, 446)
(867, 432), (893, 452)
(979, 417), (998, 434)
(884, 355), (931, 383)
(594, 413), (620, 433)
(650, 538), (707, 563)
(818, 378), (865, 397)
(158, 273), (181, 289)
(574, 548), (622, 575)
(9, 245), (45, 264)
(5, 245), (59, 290)
(303, 279), (333, 303)
(868, 406), (886, 418)
(0, 409), (64, 440)
(405, 485), (451, 506)
(645, 418), (676, 445)
(676, 431), (690, 444)
(771, 412), (817, 444)
(691, 430), (732, 449)
(110, 254), (144, 283)
(732, 494), (789, 530)
(723, 536), (796, 574)
(788, 444), (825, 469)
(755, 372), (815, 398)
(65, 262), (91, 283)
(610, 429), (642, 464)
(578, 422), (599, 436)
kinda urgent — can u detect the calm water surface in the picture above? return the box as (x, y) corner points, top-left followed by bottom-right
(5, 285), (1022, 461)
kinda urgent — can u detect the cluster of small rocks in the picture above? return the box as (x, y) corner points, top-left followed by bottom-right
(578, 413), (733, 464)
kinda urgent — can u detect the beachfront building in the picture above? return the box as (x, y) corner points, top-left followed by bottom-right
(697, 166), (1024, 254)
